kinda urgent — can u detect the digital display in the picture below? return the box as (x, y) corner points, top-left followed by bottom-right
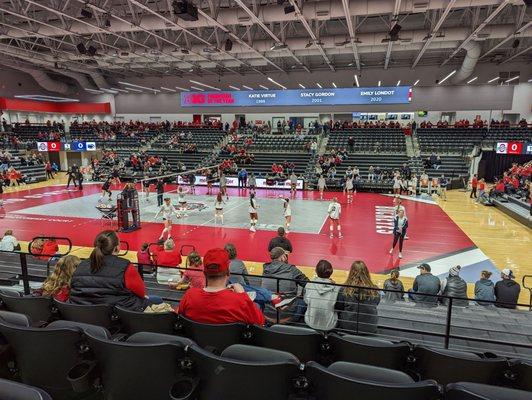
(181, 86), (412, 107)
(37, 141), (97, 152)
(496, 141), (530, 155)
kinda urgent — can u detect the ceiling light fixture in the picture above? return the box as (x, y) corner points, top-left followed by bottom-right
(126, 88), (143, 93)
(175, 86), (190, 91)
(378, 80), (381, 87)
(438, 69), (456, 85)
(229, 85), (240, 90)
(267, 77), (287, 89)
(16, 94), (80, 102)
(111, 87), (129, 93)
(354, 75), (359, 87)
(119, 81), (160, 92)
(414, 79), (420, 86)
(317, 83), (322, 88)
(242, 85), (253, 90)
(161, 86), (176, 92)
(332, 82), (337, 88)
(190, 86), (205, 91)
(396, 80), (401, 86)
(299, 83), (306, 89)
(466, 76), (478, 84)
(101, 88), (119, 94)
(189, 80), (221, 91)
(487, 76), (499, 83)
(259, 85), (269, 90)
(505, 75), (519, 83)
(85, 88), (104, 94)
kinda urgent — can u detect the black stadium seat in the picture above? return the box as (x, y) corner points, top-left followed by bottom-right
(177, 315), (246, 354)
(187, 344), (302, 400)
(511, 360), (532, 391)
(0, 310), (31, 328)
(328, 333), (411, 370)
(116, 306), (179, 335)
(445, 382), (532, 400)
(54, 301), (116, 330)
(86, 331), (192, 400)
(0, 378), (53, 400)
(249, 324), (324, 363)
(412, 346), (509, 385)
(0, 291), (53, 326)
(305, 361), (441, 400)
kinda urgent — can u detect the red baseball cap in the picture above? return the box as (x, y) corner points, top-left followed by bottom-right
(203, 248), (230, 275)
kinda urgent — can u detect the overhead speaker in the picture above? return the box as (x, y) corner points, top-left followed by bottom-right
(76, 43), (87, 54)
(80, 8), (93, 18)
(512, 39), (520, 48)
(389, 23), (402, 40)
(173, 1), (198, 21)
(225, 38), (233, 51)
(87, 45), (97, 57)
(284, 5), (295, 13)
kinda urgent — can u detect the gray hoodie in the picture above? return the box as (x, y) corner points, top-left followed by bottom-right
(474, 278), (495, 305)
(261, 260), (308, 297)
(303, 278), (340, 331)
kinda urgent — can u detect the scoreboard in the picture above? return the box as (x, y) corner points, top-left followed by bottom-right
(496, 141), (532, 155)
(37, 141), (97, 152)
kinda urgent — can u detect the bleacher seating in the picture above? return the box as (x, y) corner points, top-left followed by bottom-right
(417, 128), (486, 154)
(215, 152), (312, 177)
(10, 124), (55, 141)
(70, 127), (157, 149)
(146, 149), (210, 171)
(152, 127), (226, 150)
(483, 128), (532, 147)
(421, 154), (469, 180)
(491, 195), (532, 228)
(246, 134), (315, 152)
(328, 128), (406, 153)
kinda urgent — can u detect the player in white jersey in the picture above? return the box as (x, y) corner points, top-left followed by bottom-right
(142, 175), (151, 202)
(289, 172), (298, 198)
(154, 197), (180, 241)
(327, 197), (342, 238)
(344, 177), (354, 204)
(176, 186), (189, 217)
(249, 193), (259, 232)
(317, 175), (327, 201)
(214, 192), (226, 225)
(281, 197), (292, 232)
(392, 196), (408, 239)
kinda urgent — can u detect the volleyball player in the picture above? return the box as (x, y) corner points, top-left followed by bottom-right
(111, 167), (121, 186)
(289, 172), (298, 198)
(248, 172), (257, 194)
(282, 197), (292, 232)
(214, 192), (226, 225)
(249, 193), (259, 232)
(327, 197), (342, 238)
(392, 196), (409, 239)
(154, 197), (180, 241)
(389, 208), (408, 259)
(100, 177), (112, 202)
(344, 176), (354, 204)
(219, 172), (228, 200)
(142, 175), (151, 202)
(177, 186), (189, 217)
(156, 179), (164, 207)
(205, 169), (214, 195)
(317, 175), (327, 201)
(188, 172), (196, 194)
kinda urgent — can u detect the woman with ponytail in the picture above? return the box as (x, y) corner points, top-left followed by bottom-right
(69, 230), (161, 311)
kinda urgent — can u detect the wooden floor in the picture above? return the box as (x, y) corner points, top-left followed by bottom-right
(7, 176), (532, 306)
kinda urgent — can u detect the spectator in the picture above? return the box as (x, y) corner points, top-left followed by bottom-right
(470, 174), (478, 198)
(171, 251), (205, 289)
(136, 242), (153, 273)
(495, 268), (521, 309)
(69, 230), (161, 310)
(177, 248), (265, 325)
(267, 227), (293, 253)
(409, 263), (441, 306)
(475, 270), (495, 306)
(335, 260), (380, 334)
(155, 238), (182, 267)
(38, 255), (81, 302)
(0, 229), (20, 251)
(225, 243), (249, 285)
(303, 259), (340, 331)
(262, 247), (308, 321)
(439, 265), (468, 307)
(382, 269), (404, 302)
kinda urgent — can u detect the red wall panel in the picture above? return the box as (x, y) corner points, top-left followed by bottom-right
(0, 97), (111, 114)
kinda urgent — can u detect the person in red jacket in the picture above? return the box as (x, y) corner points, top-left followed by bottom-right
(155, 238), (182, 267)
(38, 255), (81, 302)
(177, 248), (265, 325)
(470, 174), (478, 198)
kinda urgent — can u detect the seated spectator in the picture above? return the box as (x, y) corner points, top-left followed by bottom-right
(439, 265), (468, 306)
(474, 270), (495, 306)
(171, 251), (205, 289)
(382, 269), (404, 302)
(304, 260), (340, 331)
(495, 268), (521, 309)
(225, 243), (249, 285)
(136, 242), (154, 273)
(408, 263), (440, 306)
(36, 255), (81, 302)
(69, 230), (161, 311)
(335, 260), (380, 334)
(267, 227), (293, 253)
(0, 229), (20, 251)
(155, 238), (182, 267)
(177, 248), (265, 325)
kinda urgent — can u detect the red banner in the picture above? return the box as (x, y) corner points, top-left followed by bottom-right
(0, 97), (111, 114)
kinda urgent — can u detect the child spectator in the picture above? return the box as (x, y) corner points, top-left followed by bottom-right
(171, 251), (205, 289)
(382, 269), (404, 302)
(137, 242), (153, 273)
(474, 270), (495, 306)
(38, 255), (81, 302)
(303, 259), (340, 332)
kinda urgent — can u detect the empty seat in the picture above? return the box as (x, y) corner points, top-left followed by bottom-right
(86, 331), (192, 400)
(412, 346), (509, 385)
(0, 310), (31, 328)
(0, 320), (109, 400)
(305, 361), (441, 400)
(186, 344), (302, 400)
(116, 306), (179, 335)
(328, 334), (411, 370)
(249, 324), (324, 363)
(177, 316), (246, 354)
(0, 292), (53, 325)
(0, 378), (53, 400)
(445, 382), (532, 400)
(55, 301), (116, 330)
(512, 360), (532, 391)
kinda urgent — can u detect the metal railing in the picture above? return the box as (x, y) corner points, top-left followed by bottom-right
(1, 237), (531, 358)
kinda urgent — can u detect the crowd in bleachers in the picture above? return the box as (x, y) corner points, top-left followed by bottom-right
(486, 162), (531, 204)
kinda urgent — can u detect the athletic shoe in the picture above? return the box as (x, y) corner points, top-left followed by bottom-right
(399, 252), (403, 259)
(250, 227), (256, 232)
(273, 296), (297, 309)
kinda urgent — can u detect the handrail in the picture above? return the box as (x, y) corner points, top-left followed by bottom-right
(522, 274), (532, 311)
(27, 236), (72, 257)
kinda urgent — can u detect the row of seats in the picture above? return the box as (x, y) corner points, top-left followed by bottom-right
(244, 134), (316, 152)
(0, 309), (530, 400)
(152, 128), (227, 149)
(10, 125), (55, 141)
(417, 128), (486, 154)
(215, 152), (312, 176)
(327, 129), (406, 153)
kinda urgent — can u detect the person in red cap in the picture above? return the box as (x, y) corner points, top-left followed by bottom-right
(176, 248), (265, 325)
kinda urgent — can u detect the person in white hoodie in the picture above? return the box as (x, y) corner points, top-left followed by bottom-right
(304, 259), (340, 331)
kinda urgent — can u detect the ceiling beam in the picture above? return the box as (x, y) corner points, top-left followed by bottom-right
(499, 44), (532, 64)
(384, 0), (402, 69)
(441, 0), (510, 66)
(340, 0), (360, 70)
(479, 20), (532, 60)
(412, 0), (456, 68)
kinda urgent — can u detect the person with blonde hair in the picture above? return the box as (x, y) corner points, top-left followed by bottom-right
(335, 260), (380, 334)
(171, 251), (205, 289)
(40, 255), (81, 302)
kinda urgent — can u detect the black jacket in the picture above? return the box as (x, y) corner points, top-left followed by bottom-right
(335, 289), (380, 334)
(494, 279), (521, 309)
(441, 275), (468, 306)
(267, 236), (293, 252)
(69, 255), (147, 311)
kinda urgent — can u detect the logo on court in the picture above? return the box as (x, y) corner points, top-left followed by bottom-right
(182, 202), (207, 211)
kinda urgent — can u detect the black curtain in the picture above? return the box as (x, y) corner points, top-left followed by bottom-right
(479, 151), (532, 182)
